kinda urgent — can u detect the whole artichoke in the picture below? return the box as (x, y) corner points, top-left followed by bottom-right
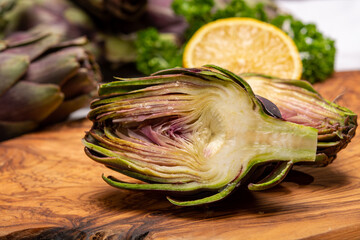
(83, 65), (318, 206)
(71, 0), (147, 22)
(242, 74), (357, 166)
(0, 26), (101, 141)
(15, 0), (94, 39)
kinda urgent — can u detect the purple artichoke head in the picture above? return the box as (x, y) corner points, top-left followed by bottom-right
(0, 26), (101, 141)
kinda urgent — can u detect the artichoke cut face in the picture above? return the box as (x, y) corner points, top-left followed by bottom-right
(84, 66), (317, 205)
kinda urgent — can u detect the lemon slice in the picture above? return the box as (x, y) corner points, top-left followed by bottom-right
(183, 17), (302, 79)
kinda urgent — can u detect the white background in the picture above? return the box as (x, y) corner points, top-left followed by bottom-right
(275, 0), (360, 71)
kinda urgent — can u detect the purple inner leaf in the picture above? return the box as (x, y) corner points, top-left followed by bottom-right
(256, 95), (282, 119)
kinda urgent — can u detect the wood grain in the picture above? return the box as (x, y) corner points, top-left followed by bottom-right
(0, 72), (359, 240)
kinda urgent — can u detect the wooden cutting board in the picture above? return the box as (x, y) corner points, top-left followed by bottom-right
(0, 72), (359, 240)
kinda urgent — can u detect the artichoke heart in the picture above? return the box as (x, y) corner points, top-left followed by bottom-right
(83, 65), (318, 206)
(242, 74), (357, 166)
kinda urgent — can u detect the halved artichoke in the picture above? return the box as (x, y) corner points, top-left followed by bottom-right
(242, 74), (357, 166)
(83, 65), (318, 206)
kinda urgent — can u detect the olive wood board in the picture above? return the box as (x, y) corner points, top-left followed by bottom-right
(0, 71), (359, 240)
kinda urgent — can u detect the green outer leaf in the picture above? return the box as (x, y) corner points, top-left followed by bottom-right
(97, 73), (216, 98)
(151, 67), (233, 84)
(0, 81), (64, 122)
(97, 66), (245, 99)
(108, 167), (193, 184)
(103, 174), (202, 192)
(98, 75), (190, 96)
(25, 47), (83, 85)
(312, 153), (333, 167)
(2, 27), (62, 61)
(0, 120), (37, 141)
(0, 54), (29, 95)
(2, 25), (48, 47)
(167, 182), (237, 206)
(42, 94), (91, 124)
(231, 154), (311, 197)
(248, 161), (293, 191)
(317, 141), (341, 148)
(60, 69), (97, 99)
